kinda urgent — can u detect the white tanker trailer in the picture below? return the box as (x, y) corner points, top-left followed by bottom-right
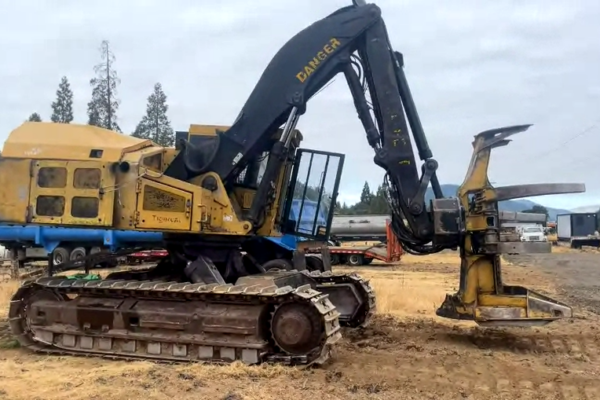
(330, 211), (548, 243)
(330, 214), (390, 242)
(308, 217), (403, 266)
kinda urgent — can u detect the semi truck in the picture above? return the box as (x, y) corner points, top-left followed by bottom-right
(323, 210), (551, 263)
(499, 212), (547, 243)
(556, 213), (600, 248)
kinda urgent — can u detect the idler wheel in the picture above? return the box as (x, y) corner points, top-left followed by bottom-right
(270, 302), (323, 355)
(9, 285), (67, 345)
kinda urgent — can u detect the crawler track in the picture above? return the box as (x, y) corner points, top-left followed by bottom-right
(309, 270), (376, 328)
(8, 271), (343, 366)
(6, 243), (376, 366)
(102, 265), (377, 328)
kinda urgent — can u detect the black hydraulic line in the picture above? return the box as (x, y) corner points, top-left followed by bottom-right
(430, 173), (443, 199)
(392, 51), (443, 200)
(392, 51), (432, 161)
(343, 63), (381, 148)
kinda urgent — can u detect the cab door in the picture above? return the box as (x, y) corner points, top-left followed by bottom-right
(280, 149), (345, 241)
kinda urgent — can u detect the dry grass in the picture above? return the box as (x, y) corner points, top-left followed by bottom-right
(337, 266), (455, 319)
(551, 243), (600, 254)
(0, 279), (19, 319)
(551, 244), (576, 254)
(0, 356), (308, 400)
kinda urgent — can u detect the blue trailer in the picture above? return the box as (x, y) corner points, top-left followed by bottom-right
(0, 225), (163, 268)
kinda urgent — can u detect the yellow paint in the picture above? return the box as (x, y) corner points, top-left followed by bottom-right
(438, 128), (570, 324)
(296, 38), (341, 83)
(256, 152), (292, 237)
(135, 180), (192, 231)
(0, 122), (254, 235)
(188, 124), (230, 136)
(2, 122), (152, 162)
(27, 159), (116, 227)
(0, 158), (32, 223)
(478, 294), (526, 308)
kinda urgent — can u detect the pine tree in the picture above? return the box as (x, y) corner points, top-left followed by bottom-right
(132, 83), (174, 146)
(87, 40), (121, 132)
(360, 181), (372, 204)
(27, 113), (42, 122)
(87, 86), (102, 127)
(50, 76), (74, 123)
(370, 184), (390, 214)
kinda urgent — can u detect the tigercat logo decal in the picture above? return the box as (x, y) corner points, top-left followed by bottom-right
(296, 38), (341, 83)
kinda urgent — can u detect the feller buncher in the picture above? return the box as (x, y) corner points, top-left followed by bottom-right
(0, 0), (586, 366)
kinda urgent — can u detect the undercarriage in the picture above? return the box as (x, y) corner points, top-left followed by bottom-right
(8, 243), (375, 366)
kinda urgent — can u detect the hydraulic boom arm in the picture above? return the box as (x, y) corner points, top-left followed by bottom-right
(165, 2), (441, 249)
(165, 1), (585, 325)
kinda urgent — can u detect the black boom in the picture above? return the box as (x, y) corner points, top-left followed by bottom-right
(164, 2), (444, 253)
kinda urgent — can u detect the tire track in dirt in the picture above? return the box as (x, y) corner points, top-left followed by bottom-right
(330, 348), (600, 399)
(343, 316), (600, 361)
(398, 362), (599, 399)
(436, 329), (600, 363)
(329, 316), (600, 399)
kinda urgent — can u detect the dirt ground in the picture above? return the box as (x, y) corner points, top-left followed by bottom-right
(1, 248), (600, 400)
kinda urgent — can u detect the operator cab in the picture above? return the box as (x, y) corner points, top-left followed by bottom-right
(174, 126), (345, 242)
(280, 149), (345, 242)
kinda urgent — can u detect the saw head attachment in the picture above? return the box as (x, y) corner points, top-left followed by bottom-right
(433, 124), (583, 327)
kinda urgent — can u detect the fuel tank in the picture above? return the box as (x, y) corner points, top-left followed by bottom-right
(330, 214), (390, 239)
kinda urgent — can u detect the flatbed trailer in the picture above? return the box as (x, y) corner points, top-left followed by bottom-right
(307, 220), (402, 266)
(125, 249), (169, 264)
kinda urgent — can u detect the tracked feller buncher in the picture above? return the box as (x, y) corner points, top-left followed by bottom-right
(0, 0), (586, 366)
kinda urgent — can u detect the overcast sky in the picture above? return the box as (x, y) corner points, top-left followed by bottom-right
(1, 0), (599, 210)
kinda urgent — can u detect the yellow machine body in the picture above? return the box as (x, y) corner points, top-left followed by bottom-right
(0, 122), (298, 238)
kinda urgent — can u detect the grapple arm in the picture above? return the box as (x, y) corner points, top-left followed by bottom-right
(433, 125), (584, 326)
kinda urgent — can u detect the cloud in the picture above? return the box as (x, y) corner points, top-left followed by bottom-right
(1, 0), (599, 209)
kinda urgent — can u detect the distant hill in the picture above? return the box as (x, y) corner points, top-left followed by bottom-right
(424, 184), (570, 220)
(570, 205), (600, 214)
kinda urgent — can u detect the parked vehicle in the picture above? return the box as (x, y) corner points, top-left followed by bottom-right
(545, 222), (558, 245)
(518, 225), (547, 242)
(306, 219), (402, 266)
(557, 213), (600, 249)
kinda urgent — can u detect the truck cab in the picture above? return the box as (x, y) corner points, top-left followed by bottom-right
(519, 225), (546, 242)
